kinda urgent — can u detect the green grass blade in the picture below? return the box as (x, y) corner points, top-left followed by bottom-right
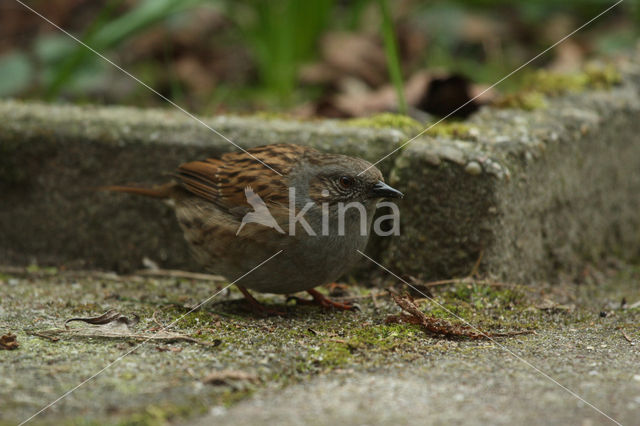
(378, 0), (407, 115)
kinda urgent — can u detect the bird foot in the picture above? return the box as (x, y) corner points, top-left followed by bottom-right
(289, 289), (357, 311)
(325, 282), (350, 297)
(237, 286), (285, 316)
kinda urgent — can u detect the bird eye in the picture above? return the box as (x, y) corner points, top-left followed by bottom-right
(338, 176), (354, 188)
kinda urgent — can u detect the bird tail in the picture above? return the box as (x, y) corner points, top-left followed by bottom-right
(98, 182), (175, 199)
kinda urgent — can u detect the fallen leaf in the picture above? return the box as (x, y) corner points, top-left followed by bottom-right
(386, 292), (533, 340)
(310, 32), (387, 87)
(401, 275), (434, 298)
(308, 70), (494, 119)
(30, 327), (220, 347)
(0, 332), (19, 350)
(535, 299), (575, 313)
(202, 370), (258, 386)
(64, 309), (139, 329)
(132, 269), (225, 281)
(28, 309), (220, 347)
(156, 345), (183, 353)
(416, 74), (485, 118)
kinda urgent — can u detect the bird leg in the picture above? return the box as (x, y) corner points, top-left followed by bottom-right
(325, 282), (350, 296)
(292, 288), (356, 311)
(237, 286), (285, 316)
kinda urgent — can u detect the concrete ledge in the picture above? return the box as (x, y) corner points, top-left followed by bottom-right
(0, 103), (403, 272)
(387, 60), (640, 281)
(1, 56), (640, 281)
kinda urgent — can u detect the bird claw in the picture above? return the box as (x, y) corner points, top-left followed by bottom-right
(237, 285), (286, 316)
(289, 289), (359, 311)
(251, 305), (286, 317)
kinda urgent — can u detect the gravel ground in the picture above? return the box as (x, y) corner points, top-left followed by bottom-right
(1, 265), (639, 426)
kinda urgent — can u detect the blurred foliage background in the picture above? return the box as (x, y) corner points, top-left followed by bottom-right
(0, 0), (637, 118)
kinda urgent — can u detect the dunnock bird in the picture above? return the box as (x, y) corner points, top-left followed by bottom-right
(105, 143), (402, 313)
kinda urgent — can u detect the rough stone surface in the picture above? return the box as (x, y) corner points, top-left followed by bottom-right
(1, 265), (639, 425)
(1, 58), (640, 282)
(0, 103), (403, 272)
(386, 62), (640, 282)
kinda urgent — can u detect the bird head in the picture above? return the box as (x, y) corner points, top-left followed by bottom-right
(302, 154), (403, 206)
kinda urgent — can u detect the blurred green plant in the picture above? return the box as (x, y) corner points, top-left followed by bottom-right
(228, 0), (334, 101)
(378, 0), (407, 115)
(0, 52), (32, 97)
(0, 0), (635, 110)
(45, 0), (124, 99)
(0, 0), (214, 99)
(46, 0), (213, 99)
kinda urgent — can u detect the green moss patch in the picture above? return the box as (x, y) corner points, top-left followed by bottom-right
(493, 91), (548, 111)
(524, 64), (621, 96)
(494, 64), (622, 111)
(345, 113), (423, 133)
(424, 121), (474, 139)
(2, 265), (640, 424)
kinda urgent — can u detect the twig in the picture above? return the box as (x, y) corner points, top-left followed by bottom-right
(371, 290), (380, 309)
(470, 250), (484, 277)
(419, 277), (518, 289)
(0, 265), (30, 274)
(0, 266), (143, 282)
(621, 331), (635, 345)
(31, 327), (220, 347)
(0, 265), (225, 283)
(132, 269), (225, 281)
(25, 330), (60, 342)
(151, 310), (166, 329)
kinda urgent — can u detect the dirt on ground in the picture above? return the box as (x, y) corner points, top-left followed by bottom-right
(1, 263), (639, 425)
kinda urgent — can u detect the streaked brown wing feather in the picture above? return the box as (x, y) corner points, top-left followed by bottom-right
(176, 144), (311, 213)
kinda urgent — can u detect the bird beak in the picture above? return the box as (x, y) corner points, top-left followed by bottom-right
(369, 181), (403, 199)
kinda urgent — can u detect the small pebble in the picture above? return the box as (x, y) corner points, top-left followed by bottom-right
(464, 161), (482, 175)
(209, 406), (227, 416)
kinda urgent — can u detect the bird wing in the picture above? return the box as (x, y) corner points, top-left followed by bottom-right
(175, 144), (310, 215)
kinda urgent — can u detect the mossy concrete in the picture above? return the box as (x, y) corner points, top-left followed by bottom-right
(1, 57), (639, 281)
(386, 59), (640, 281)
(1, 265), (639, 425)
(0, 101), (403, 273)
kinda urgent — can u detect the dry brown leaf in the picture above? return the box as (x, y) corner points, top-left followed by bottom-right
(202, 370), (258, 386)
(324, 71), (428, 118)
(31, 327), (220, 347)
(27, 309), (220, 347)
(64, 309), (139, 329)
(319, 32), (387, 87)
(132, 269), (225, 281)
(156, 345), (184, 353)
(309, 69), (493, 119)
(387, 293), (533, 340)
(0, 333), (19, 350)
(535, 299), (575, 313)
